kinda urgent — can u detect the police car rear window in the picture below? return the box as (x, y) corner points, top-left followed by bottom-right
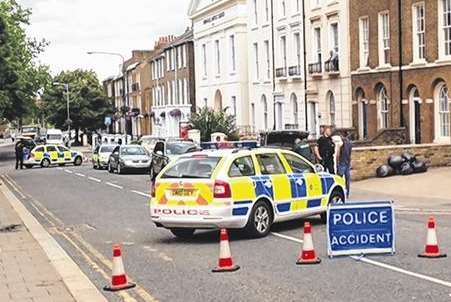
(161, 157), (221, 179)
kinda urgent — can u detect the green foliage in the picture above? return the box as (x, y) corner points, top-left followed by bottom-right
(189, 107), (238, 142)
(0, 0), (50, 123)
(42, 69), (113, 135)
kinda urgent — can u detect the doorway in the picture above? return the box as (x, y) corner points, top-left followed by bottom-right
(409, 88), (421, 144)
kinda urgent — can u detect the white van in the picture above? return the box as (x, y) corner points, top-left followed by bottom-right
(46, 129), (64, 145)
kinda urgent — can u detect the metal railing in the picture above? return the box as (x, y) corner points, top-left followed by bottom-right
(275, 67), (287, 78)
(324, 59), (339, 72)
(288, 65), (302, 77)
(308, 62), (322, 74)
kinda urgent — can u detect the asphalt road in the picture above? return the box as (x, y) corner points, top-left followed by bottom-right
(1, 144), (451, 302)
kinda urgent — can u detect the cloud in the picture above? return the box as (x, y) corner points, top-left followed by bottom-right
(19, 0), (190, 80)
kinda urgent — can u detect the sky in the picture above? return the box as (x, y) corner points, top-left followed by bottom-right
(19, 0), (190, 80)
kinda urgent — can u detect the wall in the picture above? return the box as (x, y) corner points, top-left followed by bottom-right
(351, 143), (451, 181)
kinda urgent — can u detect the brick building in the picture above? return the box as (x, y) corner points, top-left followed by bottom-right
(150, 30), (196, 137)
(350, 0), (451, 144)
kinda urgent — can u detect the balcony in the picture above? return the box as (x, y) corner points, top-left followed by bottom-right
(324, 59), (340, 75)
(275, 67), (287, 78)
(308, 62), (322, 75)
(288, 65), (302, 78)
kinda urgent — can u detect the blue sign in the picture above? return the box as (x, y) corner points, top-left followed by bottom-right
(104, 117), (112, 126)
(327, 201), (395, 257)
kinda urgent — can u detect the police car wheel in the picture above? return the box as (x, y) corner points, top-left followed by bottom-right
(170, 228), (195, 239)
(245, 200), (272, 238)
(74, 157), (82, 166)
(41, 159), (50, 168)
(320, 190), (345, 223)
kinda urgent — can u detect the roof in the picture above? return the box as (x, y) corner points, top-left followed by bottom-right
(164, 29), (193, 49)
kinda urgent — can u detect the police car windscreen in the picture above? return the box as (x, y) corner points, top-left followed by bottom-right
(161, 157), (221, 179)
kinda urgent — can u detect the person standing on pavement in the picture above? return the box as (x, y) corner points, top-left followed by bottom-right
(15, 140), (24, 170)
(314, 126), (335, 174)
(336, 131), (353, 198)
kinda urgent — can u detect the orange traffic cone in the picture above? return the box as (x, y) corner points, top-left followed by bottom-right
(212, 229), (240, 273)
(296, 222), (321, 265)
(418, 217), (447, 258)
(104, 244), (136, 291)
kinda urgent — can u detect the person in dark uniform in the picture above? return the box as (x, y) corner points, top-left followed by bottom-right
(314, 126), (335, 174)
(15, 140), (24, 170)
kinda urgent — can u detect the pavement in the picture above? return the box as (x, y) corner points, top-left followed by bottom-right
(1, 143), (451, 302)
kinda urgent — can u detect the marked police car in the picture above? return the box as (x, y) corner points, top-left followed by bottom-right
(24, 144), (83, 168)
(150, 148), (346, 239)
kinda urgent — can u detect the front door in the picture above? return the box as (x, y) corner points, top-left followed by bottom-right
(414, 101), (421, 144)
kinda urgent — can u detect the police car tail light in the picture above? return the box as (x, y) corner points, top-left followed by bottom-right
(213, 180), (231, 198)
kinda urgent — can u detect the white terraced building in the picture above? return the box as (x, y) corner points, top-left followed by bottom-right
(188, 0), (251, 132)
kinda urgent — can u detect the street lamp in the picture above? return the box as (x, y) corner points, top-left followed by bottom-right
(53, 82), (71, 145)
(87, 51), (129, 137)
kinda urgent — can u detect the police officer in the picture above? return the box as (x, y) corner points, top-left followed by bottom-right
(15, 140), (24, 170)
(314, 126), (335, 174)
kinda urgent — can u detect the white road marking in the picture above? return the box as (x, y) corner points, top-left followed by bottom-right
(105, 182), (123, 190)
(272, 231), (451, 289)
(271, 232), (303, 243)
(64, 169), (73, 174)
(130, 190), (151, 198)
(350, 256), (451, 288)
(74, 173), (85, 177)
(88, 177), (101, 183)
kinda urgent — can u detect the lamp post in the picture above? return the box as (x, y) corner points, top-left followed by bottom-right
(53, 82), (71, 145)
(87, 51), (129, 136)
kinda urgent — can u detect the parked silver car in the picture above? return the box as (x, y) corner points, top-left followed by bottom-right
(108, 145), (151, 174)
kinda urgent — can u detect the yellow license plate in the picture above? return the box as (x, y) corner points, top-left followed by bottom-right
(173, 189), (195, 197)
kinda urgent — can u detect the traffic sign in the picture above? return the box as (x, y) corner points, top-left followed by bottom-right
(104, 117), (112, 126)
(327, 201), (395, 257)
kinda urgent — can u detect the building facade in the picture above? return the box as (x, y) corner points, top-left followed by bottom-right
(150, 31), (196, 138)
(247, 0), (352, 137)
(350, 0), (451, 144)
(188, 0), (251, 131)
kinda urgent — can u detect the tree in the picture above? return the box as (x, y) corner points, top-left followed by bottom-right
(42, 70), (113, 144)
(0, 0), (50, 124)
(189, 107), (238, 142)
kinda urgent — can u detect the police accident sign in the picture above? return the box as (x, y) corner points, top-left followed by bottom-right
(327, 201), (395, 257)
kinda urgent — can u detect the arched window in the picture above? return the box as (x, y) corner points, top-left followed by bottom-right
(377, 86), (389, 129)
(439, 85), (450, 137)
(251, 103), (256, 129)
(261, 95), (268, 130)
(290, 93), (298, 127)
(328, 91), (336, 126)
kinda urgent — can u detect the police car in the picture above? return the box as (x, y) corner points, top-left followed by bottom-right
(150, 148), (346, 238)
(24, 144), (83, 168)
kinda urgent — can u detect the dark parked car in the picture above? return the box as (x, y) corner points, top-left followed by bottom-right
(149, 140), (199, 181)
(108, 145), (151, 174)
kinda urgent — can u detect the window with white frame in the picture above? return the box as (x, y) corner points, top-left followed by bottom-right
(281, 36), (287, 70)
(262, 95), (268, 129)
(202, 44), (207, 76)
(254, 43), (259, 80)
(253, 0), (258, 25)
(329, 92), (336, 126)
(264, 40), (270, 79)
(314, 0), (321, 8)
(439, 85), (450, 137)
(442, 0), (451, 56)
(281, 0), (286, 17)
(251, 103), (256, 129)
(231, 96), (237, 116)
(295, 0), (301, 12)
(294, 32), (301, 68)
(230, 35), (236, 72)
(378, 86), (389, 129)
(215, 40), (221, 75)
(313, 27), (322, 63)
(359, 17), (369, 67)
(379, 12), (390, 65)
(330, 23), (339, 54)
(265, 0), (269, 22)
(412, 2), (425, 61)
(203, 98), (208, 108)
(291, 94), (298, 125)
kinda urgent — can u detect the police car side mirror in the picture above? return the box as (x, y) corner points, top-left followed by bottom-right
(314, 164), (324, 173)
